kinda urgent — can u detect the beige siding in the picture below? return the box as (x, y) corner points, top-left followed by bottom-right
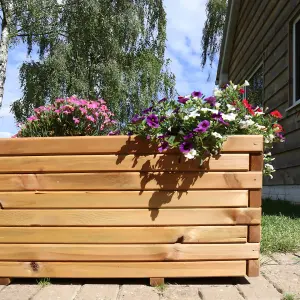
(227, 0), (300, 186)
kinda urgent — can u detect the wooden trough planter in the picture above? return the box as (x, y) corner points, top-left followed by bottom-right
(0, 135), (263, 285)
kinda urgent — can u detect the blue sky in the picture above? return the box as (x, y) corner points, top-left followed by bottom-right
(0, 0), (217, 137)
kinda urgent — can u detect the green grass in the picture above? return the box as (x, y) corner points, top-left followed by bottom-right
(155, 283), (167, 292)
(36, 278), (51, 287)
(282, 293), (298, 300)
(261, 199), (300, 254)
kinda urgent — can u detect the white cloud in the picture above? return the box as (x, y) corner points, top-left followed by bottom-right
(0, 132), (12, 138)
(164, 0), (217, 96)
(0, 1), (219, 136)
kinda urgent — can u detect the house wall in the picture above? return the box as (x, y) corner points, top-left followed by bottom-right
(227, 0), (300, 202)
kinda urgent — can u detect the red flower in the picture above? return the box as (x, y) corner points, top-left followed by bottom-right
(239, 88), (245, 94)
(270, 110), (283, 119)
(273, 124), (284, 132)
(242, 99), (255, 115)
(255, 107), (263, 112)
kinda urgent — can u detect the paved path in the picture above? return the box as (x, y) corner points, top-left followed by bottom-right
(0, 253), (299, 300)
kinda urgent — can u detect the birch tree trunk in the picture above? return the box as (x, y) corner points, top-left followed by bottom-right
(0, 2), (11, 108)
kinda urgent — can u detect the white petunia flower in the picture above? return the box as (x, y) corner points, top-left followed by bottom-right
(184, 149), (197, 160)
(226, 104), (236, 111)
(200, 108), (219, 114)
(215, 102), (221, 109)
(222, 113), (237, 121)
(166, 109), (173, 117)
(255, 111), (264, 116)
(245, 115), (252, 120)
(212, 132), (223, 139)
(239, 119), (255, 129)
(243, 80), (250, 87)
(213, 88), (223, 97)
(255, 124), (266, 130)
(233, 84), (237, 90)
(189, 110), (200, 118)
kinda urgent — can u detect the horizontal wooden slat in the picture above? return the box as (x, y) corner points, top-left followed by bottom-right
(0, 172), (262, 191)
(0, 135), (263, 155)
(0, 190), (249, 208)
(0, 261), (246, 277)
(0, 226), (248, 244)
(0, 208), (261, 226)
(0, 154), (250, 173)
(0, 243), (259, 261)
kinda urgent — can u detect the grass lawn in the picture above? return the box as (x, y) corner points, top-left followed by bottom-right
(261, 199), (300, 254)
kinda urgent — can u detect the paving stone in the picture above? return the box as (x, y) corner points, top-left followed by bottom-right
(271, 253), (299, 265)
(262, 263), (300, 296)
(0, 284), (41, 300)
(199, 285), (243, 300)
(75, 284), (119, 300)
(32, 284), (81, 300)
(118, 285), (159, 300)
(161, 285), (200, 300)
(237, 276), (282, 300)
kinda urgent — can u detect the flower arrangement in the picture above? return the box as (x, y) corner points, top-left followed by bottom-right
(128, 81), (284, 178)
(15, 96), (117, 137)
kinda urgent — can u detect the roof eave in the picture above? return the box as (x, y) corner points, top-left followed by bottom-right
(215, 0), (241, 86)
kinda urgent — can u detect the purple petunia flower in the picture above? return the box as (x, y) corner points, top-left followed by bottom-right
(178, 96), (189, 104)
(131, 114), (144, 123)
(191, 91), (202, 98)
(204, 96), (216, 107)
(183, 133), (194, 140)
(127, 131), (133, 136)
(179, 141), (193, 154)
(194, 120), (210, 133)
(146, 114), (159, 128)
(142, 107), (153, 114)
(158, 97), (167, 103)
(173, 107), (180, 114)
(158, 141), (169, 153)
(160, 116), (167, 122)
(212, 112), (229, 126)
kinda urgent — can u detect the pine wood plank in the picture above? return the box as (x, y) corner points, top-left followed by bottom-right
(0, 135), (263, 155)
(0, 261), (246, 277)
(0, 172), (262, 191)
(249, 190), (262, 207)
(0, 243), (260, 261)
(0, 278), (11, 285)
(0, 190), (249, 208)
(247, 259), (260, 277)
(150, 278), (164, 286)
(0, 154), (250, 173)
(248, 225), (261, 243)
(0, 226), (248, 244)
(250, 153), (264, 171)
(0, 208), (261, 226)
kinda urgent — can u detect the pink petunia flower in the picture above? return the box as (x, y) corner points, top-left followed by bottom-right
(73, 117), (80, 124)
(86, 115), (95, 122)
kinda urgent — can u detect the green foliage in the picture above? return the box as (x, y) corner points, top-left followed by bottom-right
(261, 199), (300, 254)
(128, 81), (284, 177)
(201, 0), (227, 68)
(36, 278), (51, 287)
(10, 0), (176, 126)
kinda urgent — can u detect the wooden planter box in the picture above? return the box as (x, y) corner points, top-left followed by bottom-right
(0, 135), (263, 285)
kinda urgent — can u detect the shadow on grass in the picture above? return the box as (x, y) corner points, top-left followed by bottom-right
(262, 198), (300, 218)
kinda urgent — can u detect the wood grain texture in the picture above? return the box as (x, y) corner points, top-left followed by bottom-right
(0, 261), (246, 278)
(248, 225), (261, 243)
(250, 153), (264, 171)
(0, 243), (260, 261)
(0, 278), (11, 285)
(0, 135), (263, 155)
(0, 208), (261, 226)
(150, 278), (164, 286)
(0, 226), (248, 244)
(0, 190), (249, 209)
(247, 259), (260, 277)
(249, 190), (262, 207)
(0, 154), (250, 173)
(0, 172), (263, 191)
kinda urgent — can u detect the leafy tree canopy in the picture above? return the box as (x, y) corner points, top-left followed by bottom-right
(9, 0), (175, 125)
(201, 0), (227, 68)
